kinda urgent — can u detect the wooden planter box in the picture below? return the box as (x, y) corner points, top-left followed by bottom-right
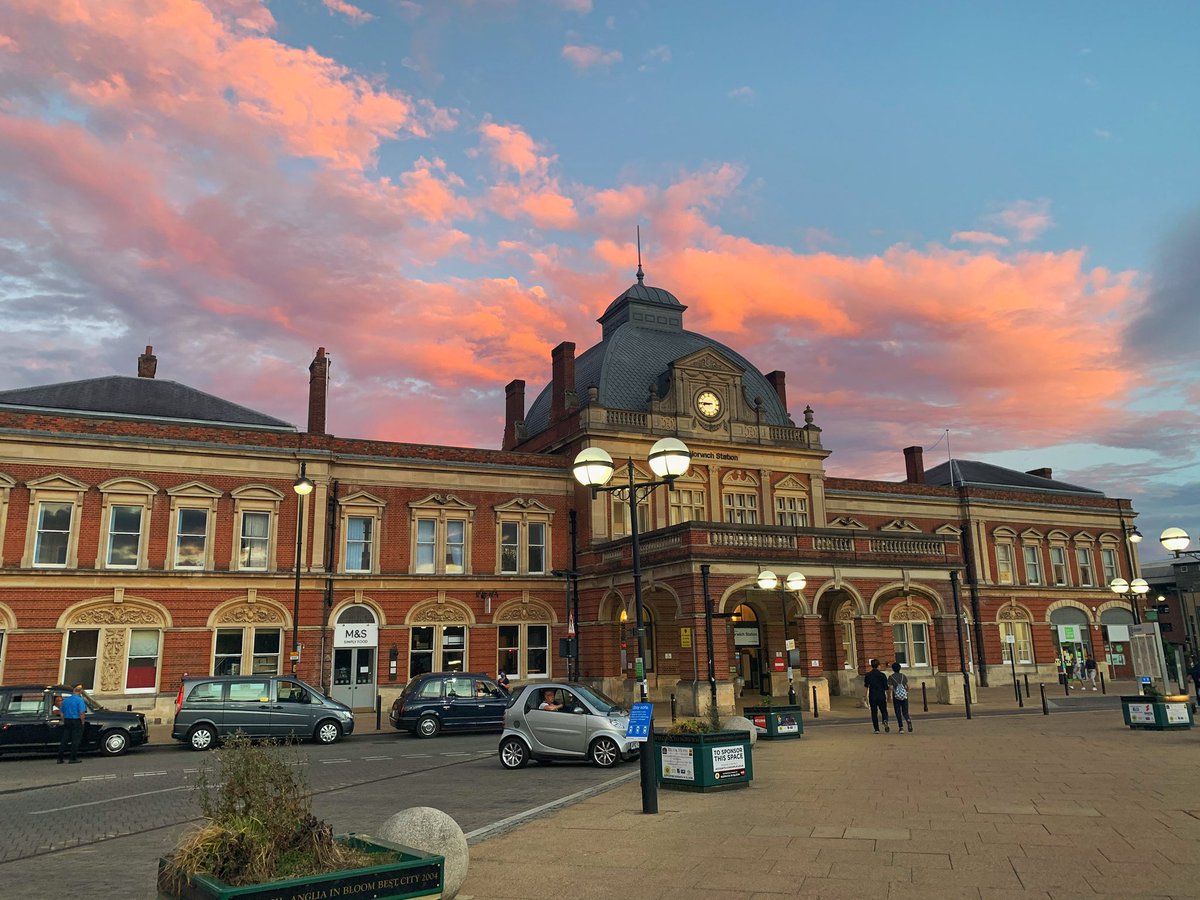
(653, 729), (753, 792)
(158, 833), (443, 900)
(743, 704), (804, 740)
(1120, 695), (1195, 731)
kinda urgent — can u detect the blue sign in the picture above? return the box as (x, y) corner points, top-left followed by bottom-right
(1140, 676), (1152, 684)
(626, 702), (653, 740)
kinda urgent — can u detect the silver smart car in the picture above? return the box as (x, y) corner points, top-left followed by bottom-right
(497, 682), (639, 769)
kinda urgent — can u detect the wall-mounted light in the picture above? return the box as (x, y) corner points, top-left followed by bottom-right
(477, 590), (498, 614)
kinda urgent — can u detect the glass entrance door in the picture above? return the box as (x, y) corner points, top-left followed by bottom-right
(332, 647), (376, 710)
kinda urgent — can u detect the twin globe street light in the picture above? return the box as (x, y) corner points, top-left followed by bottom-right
(755, 569), (807, 704)
(572, 437), (691, 815)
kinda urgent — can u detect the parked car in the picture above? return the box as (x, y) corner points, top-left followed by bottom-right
(171, 674), (354, 750)
(498, 682), (637, 769)
(0, 684), (148, 757)
(389, 672), (510, 738)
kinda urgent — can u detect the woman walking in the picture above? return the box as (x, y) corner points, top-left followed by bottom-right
(888, 662), (913, 733)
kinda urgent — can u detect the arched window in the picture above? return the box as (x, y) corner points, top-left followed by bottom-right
(998, 607), (1033, 665)
(837, 603), (856, 669)
(889, 603), (931, 669)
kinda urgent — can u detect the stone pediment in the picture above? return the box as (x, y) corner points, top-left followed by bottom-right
(670, 347), (745, 377)
(881, 519), (921, 532)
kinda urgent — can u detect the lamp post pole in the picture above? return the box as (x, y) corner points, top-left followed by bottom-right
(291, 463), (315, 674)
(756, 570), (806, 706)
(573, 438), (691, 816)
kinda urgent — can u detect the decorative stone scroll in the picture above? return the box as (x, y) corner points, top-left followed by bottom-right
(998, 605), (1030, 622)
(495, 601), (553, 623)
(891, 603), (929, 622)
(411, 602), (468, 624)
(99, 629), (126, 692)
(72, 605), (163, 626)
(216, 604), (284, 625)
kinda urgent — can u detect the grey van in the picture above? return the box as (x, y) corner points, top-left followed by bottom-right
(171, 675), (355, 750)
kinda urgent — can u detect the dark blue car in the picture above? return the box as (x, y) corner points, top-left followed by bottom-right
(389, 672), (511, 738)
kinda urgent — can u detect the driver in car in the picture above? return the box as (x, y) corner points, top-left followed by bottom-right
(538, 689), (562, 711)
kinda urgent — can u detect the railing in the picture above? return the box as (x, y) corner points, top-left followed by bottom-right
(868, 538), (949, 556)
(639, 533), (683, 554)
(605, 410), (647, 428)
(708, 531), (795, 550)
(768, 425), (811, 444)
(813, 536), (854, 552)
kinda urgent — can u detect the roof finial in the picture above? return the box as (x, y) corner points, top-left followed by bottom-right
(636, 225), (644, 284)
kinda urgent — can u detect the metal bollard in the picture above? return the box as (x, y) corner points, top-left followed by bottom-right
(1040, 682), (1049, 715)
(811, 684), (819, 719)
(670, 693), (677, 722)
(1099, 671), (1106, 695)
(1063, 673), (1070, 697)
(921, 682), (928, 712)
(1017, 681), (1024, 708)
(375, 694), (382, 731)
(1023, 673), (1030, 698)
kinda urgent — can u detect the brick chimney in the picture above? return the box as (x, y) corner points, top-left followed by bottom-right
(308, 347), (330, 435)
(137, 345), (157, 378)
(765, 370), (787, 412)
(903, 446), (925, 484)
(1026, 467), (1052, 480)
(503, 379), (526, 450)
(550, 342), (576, 423)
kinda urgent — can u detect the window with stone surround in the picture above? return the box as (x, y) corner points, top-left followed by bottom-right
(495, 499), (554, 575)
(24, 474), (87, 569)
(231, 485), (284, 572)
(168, 482), (221, 571)
(338, 492), (385, 575)
(409, 494), (474, 576)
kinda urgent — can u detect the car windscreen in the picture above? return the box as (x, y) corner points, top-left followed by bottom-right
(574, 685), (627, 715)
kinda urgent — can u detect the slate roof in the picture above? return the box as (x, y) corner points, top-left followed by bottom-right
(924, 459), (1102, 495)
(0, 376), (295, 430)
(525, 279), (791, 436)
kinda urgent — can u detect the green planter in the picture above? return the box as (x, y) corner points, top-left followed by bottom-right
(743, 704), (804, 740)
(654, 729), (753, 792)
(1120, 695), (1195, 730)
(158, 834), (443, 900)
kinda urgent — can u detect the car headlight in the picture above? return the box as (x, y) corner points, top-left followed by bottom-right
(607, 718), (627, 730)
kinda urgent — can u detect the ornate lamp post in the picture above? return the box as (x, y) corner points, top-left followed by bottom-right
(1108, 576), (1150, 626)
(572, 437), (691, 815)
(755, 570), (806, 704)
(291, 464), (314, 674)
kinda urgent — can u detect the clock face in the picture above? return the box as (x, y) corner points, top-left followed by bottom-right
(695, 390), (722, 419)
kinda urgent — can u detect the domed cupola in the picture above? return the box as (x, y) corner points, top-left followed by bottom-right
(598, 266), (687, 340)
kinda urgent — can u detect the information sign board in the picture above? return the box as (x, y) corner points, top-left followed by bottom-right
(626, 702), (653, 740)
(711, 744), (746, 779)
(660, 745), (694, 780)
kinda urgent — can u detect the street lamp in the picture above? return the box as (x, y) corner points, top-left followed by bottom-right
(1109, 576), (1149, 627)
(755, 569), (806, 704)
(291, 463), (314, 674)
(573, 437), (691, 815)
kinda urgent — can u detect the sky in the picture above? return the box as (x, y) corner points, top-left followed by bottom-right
(2, 1), (1199, 560)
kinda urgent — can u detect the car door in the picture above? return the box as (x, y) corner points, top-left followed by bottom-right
(271, 678), (316, 739)
(524, 687), (588, 754)
(223, 679), (272, 737)
(469, 679), (509, 730)
(443, 676), (477, 730)
(0, 690), (56, 751)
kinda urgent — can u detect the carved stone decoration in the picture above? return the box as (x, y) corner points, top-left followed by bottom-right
(216, 605), (284, 625)
(99, 629), (126, 692)
(411, 602), (468, 624)
(72, 605), (163, 626)
(496, 602), (553, 623)
(891, 605), (930, 622)
(836, 603), (855, 624)
(998, 606), (1030, 622)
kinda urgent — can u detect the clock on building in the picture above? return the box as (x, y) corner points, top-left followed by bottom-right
(695, 389), (722, 419)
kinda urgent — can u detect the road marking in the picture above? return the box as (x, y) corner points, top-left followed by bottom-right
(80, 775), (116, 782)
(320, 758), (350, 764)
(465, 772), (638, 842)
(183, 768), (198, 774)
(134, 771), (168, 777)
(401, 754), (431, 758)
(362, 756), (392, 760)
(30, 784), (187, 815)
(441, 752), (472, 756)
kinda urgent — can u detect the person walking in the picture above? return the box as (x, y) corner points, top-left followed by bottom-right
(863, 659), (890, 733)
(1186, 657), (1200, 707)
(888, 662), (913, 732)
(1084, 655), (1098, 690)
(57, 684), (87, 764)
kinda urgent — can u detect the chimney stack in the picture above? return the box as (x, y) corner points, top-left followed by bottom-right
(503, 379), (526, 450)
(765, 370), (787, 412)
(903, 446), (925, 484)
(308, 347), (330, 435)
(550, 342), (576, 423)
(1026, 467), (1052, 480)
(137, 345), (157, 379)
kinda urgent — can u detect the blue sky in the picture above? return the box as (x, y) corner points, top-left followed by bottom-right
(1, 0), (1199, 558)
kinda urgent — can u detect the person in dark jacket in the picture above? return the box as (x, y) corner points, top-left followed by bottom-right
(863, 659), (890, 733)
(888, 662), (913, 733)
(57, 684), (87, 764)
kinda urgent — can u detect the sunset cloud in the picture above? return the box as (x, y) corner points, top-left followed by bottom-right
(323, 0), (374, 23)
(951, 230), (1009, 246)
(561, 44), (622, 72)
(989, 199), (1053, 242)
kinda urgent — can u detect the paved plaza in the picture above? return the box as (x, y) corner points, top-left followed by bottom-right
(461, 703), (1200, 899)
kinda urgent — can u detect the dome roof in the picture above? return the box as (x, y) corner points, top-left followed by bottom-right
(523, 279), (791, 437)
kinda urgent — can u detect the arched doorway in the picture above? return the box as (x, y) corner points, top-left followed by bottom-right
(731, 604), (762, 695)
(332, 604), (378, 710)
(1100, 606), (1135, 678)
(618, 606), (657, 675)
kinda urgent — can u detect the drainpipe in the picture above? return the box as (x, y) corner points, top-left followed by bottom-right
(956, 480), (989, 686)
(319, 479), (339, 692)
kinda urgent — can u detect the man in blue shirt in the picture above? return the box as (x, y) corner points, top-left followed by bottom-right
(57, 684), (87, 764)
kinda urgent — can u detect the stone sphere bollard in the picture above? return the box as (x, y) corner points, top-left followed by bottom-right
(720, 715), (758, 745)
(378, 807), (469, 900)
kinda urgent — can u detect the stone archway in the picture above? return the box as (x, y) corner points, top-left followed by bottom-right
(62, 598), (171, 694)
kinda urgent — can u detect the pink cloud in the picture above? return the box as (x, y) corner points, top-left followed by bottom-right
(322, 0), (374, 23)
(951, 230), (1009, 246)
(989, 199), (1053, 242)
(561, 44), (622, 72)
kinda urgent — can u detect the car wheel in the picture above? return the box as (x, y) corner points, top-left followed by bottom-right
(499, 737), (530, 769)
(416, 715), (440, 739)
(589, 736), (620, 768)
(100, 729), (130, 756)
(314, 720), (341, 745)
(187, 724), (217, 751)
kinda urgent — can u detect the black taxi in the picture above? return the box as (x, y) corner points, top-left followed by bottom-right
(0, 684), (149, 757)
